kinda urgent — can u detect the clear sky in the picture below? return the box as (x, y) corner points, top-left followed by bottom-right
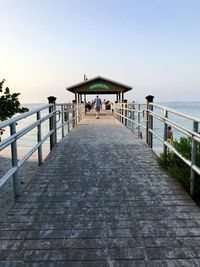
(1, 0), (200, 103)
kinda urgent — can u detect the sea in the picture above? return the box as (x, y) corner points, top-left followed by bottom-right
(1, 102), (200, 158)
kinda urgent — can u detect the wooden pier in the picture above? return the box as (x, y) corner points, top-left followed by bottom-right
(1, 112), (200, 266)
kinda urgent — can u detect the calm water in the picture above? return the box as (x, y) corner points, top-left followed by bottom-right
(1, 102), (200, 157)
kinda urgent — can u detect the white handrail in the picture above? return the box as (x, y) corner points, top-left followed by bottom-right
(0, 102), (85, 198)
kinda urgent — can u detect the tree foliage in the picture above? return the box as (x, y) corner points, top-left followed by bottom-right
(0, 79), (29, 121)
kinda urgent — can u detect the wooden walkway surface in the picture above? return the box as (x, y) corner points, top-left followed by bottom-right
(1, 113), (200, 266)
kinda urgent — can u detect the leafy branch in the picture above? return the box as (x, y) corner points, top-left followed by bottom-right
(0, 79), (29, 121)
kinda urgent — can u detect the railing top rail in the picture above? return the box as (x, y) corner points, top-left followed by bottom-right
(0, 104), (53, 129)
(114, 102), (146, 105)
(148, 110), (200, 139)
(127, 102), (146, 105)
(56, 103), (85, 106)
(56, 103), (72, 105)
(150, 102), (200, 123)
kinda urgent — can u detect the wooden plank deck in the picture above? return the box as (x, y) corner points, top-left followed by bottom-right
(1, 113), (200, 266)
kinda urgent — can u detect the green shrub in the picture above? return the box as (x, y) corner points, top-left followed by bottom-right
(158, 137), (200, 201)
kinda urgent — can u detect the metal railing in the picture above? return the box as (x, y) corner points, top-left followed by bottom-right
(0, 99), (85, 198)
(113, 102), (146, 138)
(148, 102), (200, 196)
(113, 100), (200, 196)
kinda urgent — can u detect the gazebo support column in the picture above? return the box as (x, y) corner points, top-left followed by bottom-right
(122, 92), (124, 102)
(116, 94), (119, 102)
(119, 92), (121, 103)
(78, 94), (82, 103)
(75, 93), (78, 103)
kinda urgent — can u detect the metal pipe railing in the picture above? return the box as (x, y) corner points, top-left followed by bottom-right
(113, 100), (200, 197)
(0, 100), (85, 198)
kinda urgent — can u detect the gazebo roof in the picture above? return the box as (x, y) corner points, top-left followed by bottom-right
(66, 76), (132, 94)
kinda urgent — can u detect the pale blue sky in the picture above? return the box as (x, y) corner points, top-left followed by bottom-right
(0, 0), (200, 103)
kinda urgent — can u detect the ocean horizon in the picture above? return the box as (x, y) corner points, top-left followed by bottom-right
(1, 101), (200, 159)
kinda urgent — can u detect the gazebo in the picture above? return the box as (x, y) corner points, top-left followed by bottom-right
(66, 76), (132, 103)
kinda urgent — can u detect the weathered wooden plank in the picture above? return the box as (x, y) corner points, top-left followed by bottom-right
(0, 114), (200, 265)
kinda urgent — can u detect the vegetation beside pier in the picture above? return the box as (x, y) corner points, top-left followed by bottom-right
(158, 137), (200, 204)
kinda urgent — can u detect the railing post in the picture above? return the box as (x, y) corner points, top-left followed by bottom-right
(61, 105), (64, 138)
(72, 101), (77, 127)
(132, 102), (135, 121)
(10, 123), (20, 198)
(79, 104), (81, 122)
(131, 104), (134, 132)
(72, 104), (76, 128)
(163, 110), (168, 158)
(37, 111), (43, 165)
(124, 100), (128, 127)
(67, 106), (70, 132)
(48, 96), (57, 150)
(64, 104), (70, 132)
(115, 104), (118, 120)
(75, 104), (77, 126)
(77, 104), (79, 123)
(76, 104), (79, 123)
(190, 121), (198, 196)
(64, 105), (67, 122)
(122, 103), (123, 123)
(138, 104), (141, 137)
(146, 95), (154, 147)
(114, 103), (117, 120)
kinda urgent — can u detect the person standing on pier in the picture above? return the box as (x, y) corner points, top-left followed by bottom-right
(94, 95), (102, 119)
(167, 126), (173, 144)
(102, 99), (106, 110)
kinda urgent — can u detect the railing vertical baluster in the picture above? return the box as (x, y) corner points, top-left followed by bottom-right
(48, 96), (57, 150)
(145, 95), (154, 146)
(79, 104), (81, 121)
(131, 104), (134, 132)
(61, 105), (64, 138)
(10, 123), (20, 198)
(124, 102), (127, 127)
(163, 110), (168, 158)
(119, 104), (121, 122)
(121, 103), (124, 124)
(132, 103), (135, 121)
(149, 103), (153, 148)
(138, 104), (141, 137)
(37, 111), (43, 165)
(190, 121), (198, 196)
(146, 107), (149, 145)
(72, 104), (76, 128)
(74, 104), (77, 126)
(77, 104), (79, 123)
(67, 106), (70, 132)
(76, 104), (79, 125)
